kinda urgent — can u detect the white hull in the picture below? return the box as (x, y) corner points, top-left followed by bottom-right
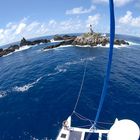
(56, 117), (140, 140)
(56, 116), (109, 140)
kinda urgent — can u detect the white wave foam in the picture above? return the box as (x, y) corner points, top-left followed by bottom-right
(13, 77), (42, 92)
(2, 45), (34, 57)
(81, 57), (96, 61)
(0, 91), (7, 98)
(52, 45), (73, 51)
(43, 48), (54, 52)
(65, 60), (81, 65)
(30, 135), (48, 140)
(43, 44), (73, 51)
(55, 66), (67, 72)
(47, 57), (95, 77)
(2, 52), (13, 57)
(57, 45), (73, 49)
(128, 41), (140, 45)
(75, 42), (134, 48)
(75, 45), (91, 48)
(64, 57), (95, 66)
(95, 43), (128, 48)
(47, 67), (67, 77)
(15, 45), (32, 52)
(51, 56), (95, 76)
(50, 39), (64, 43)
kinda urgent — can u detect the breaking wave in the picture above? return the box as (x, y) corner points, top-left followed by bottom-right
(15, 45), (32, 52)
(43, 45), (73, 52)
(57, 45), (73, 49)
(2, 52), (13, 57)
(13, 77), (42, 92)
(50, 39), (64, 43)
(43, 41), (139, 52)
(2, 45), (35, 57)
(128, 41), (140, 46)
(75, 41), (138, 49)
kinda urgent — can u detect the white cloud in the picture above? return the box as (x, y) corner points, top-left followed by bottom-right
(0, 18), (49, 46)
(15, 23), (26, 34)
(119, 11), (132, 24)
(66, 5), (96, 15)
(86, 14), (100, 28)
(26, 22), (40, 32)
(36, 24), (48, 34)
(119, 11), (140, 27)
(48, 20), (57, 27)
(0, 18), (83, 46)
(47, 18), (84, 34)
(0, 14), (101, 46)
(92, 0), (133, 7)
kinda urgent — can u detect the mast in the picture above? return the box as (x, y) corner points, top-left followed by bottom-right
(93, 0), (115, 128)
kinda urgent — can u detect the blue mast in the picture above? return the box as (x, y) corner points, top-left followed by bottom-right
(93, 0), (115, 127)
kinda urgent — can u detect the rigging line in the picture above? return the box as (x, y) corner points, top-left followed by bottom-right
(92, 0), (115, 128)
(74, 111), (93, 125)
(72, 48), (90, 114)
(74, 112), (113, 125)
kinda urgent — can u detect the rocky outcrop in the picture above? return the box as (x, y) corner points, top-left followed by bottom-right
(20, 37), (50, 46)
(72, 33), (109, 46)
(62, 39), (75, 45)
(44, 33), (129, 50)
(0, 48), (3, 52)
(0, 37), (50, 57)
(20, 38), (28, 46)
(114, 39), (129, 45)
(53, 35), (64, 40)
(53, 35), (76, 41)
(72, 33), (129, 46)
(43, 43), (62, 50)
(43, 39), (75, 50)
(0, 45), (20, 57)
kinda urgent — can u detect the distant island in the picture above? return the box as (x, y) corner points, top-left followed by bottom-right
(44, 25), (129, 50)
(0, 38), (50, 57)
(43, 35), (129, 51)
(0, 25), (129, 57)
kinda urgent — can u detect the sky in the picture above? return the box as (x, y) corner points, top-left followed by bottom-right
(0, 0), (140, 45)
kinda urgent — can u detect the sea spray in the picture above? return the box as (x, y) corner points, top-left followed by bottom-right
(13, 77), (42, 92)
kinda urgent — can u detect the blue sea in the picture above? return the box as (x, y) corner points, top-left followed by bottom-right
(0, 34), (140, 140)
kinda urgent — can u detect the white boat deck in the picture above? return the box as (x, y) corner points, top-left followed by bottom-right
(56, 116), (140, 140)
(57, 127), (108, 140)
(70, 127), (109, 134)
(56, 117), (109, 140)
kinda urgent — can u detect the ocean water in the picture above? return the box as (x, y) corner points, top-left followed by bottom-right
(0, 34), (140, 140)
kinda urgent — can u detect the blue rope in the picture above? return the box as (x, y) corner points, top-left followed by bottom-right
(93, 0), (115, 127)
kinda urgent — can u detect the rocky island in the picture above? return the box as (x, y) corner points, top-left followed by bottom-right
(0, 38), (50, 57)
(43, 25), (129, 50)
(43, 33), (129, 50)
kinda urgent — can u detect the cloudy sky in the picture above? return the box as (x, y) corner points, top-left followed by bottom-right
(0, 0), (140, 45)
